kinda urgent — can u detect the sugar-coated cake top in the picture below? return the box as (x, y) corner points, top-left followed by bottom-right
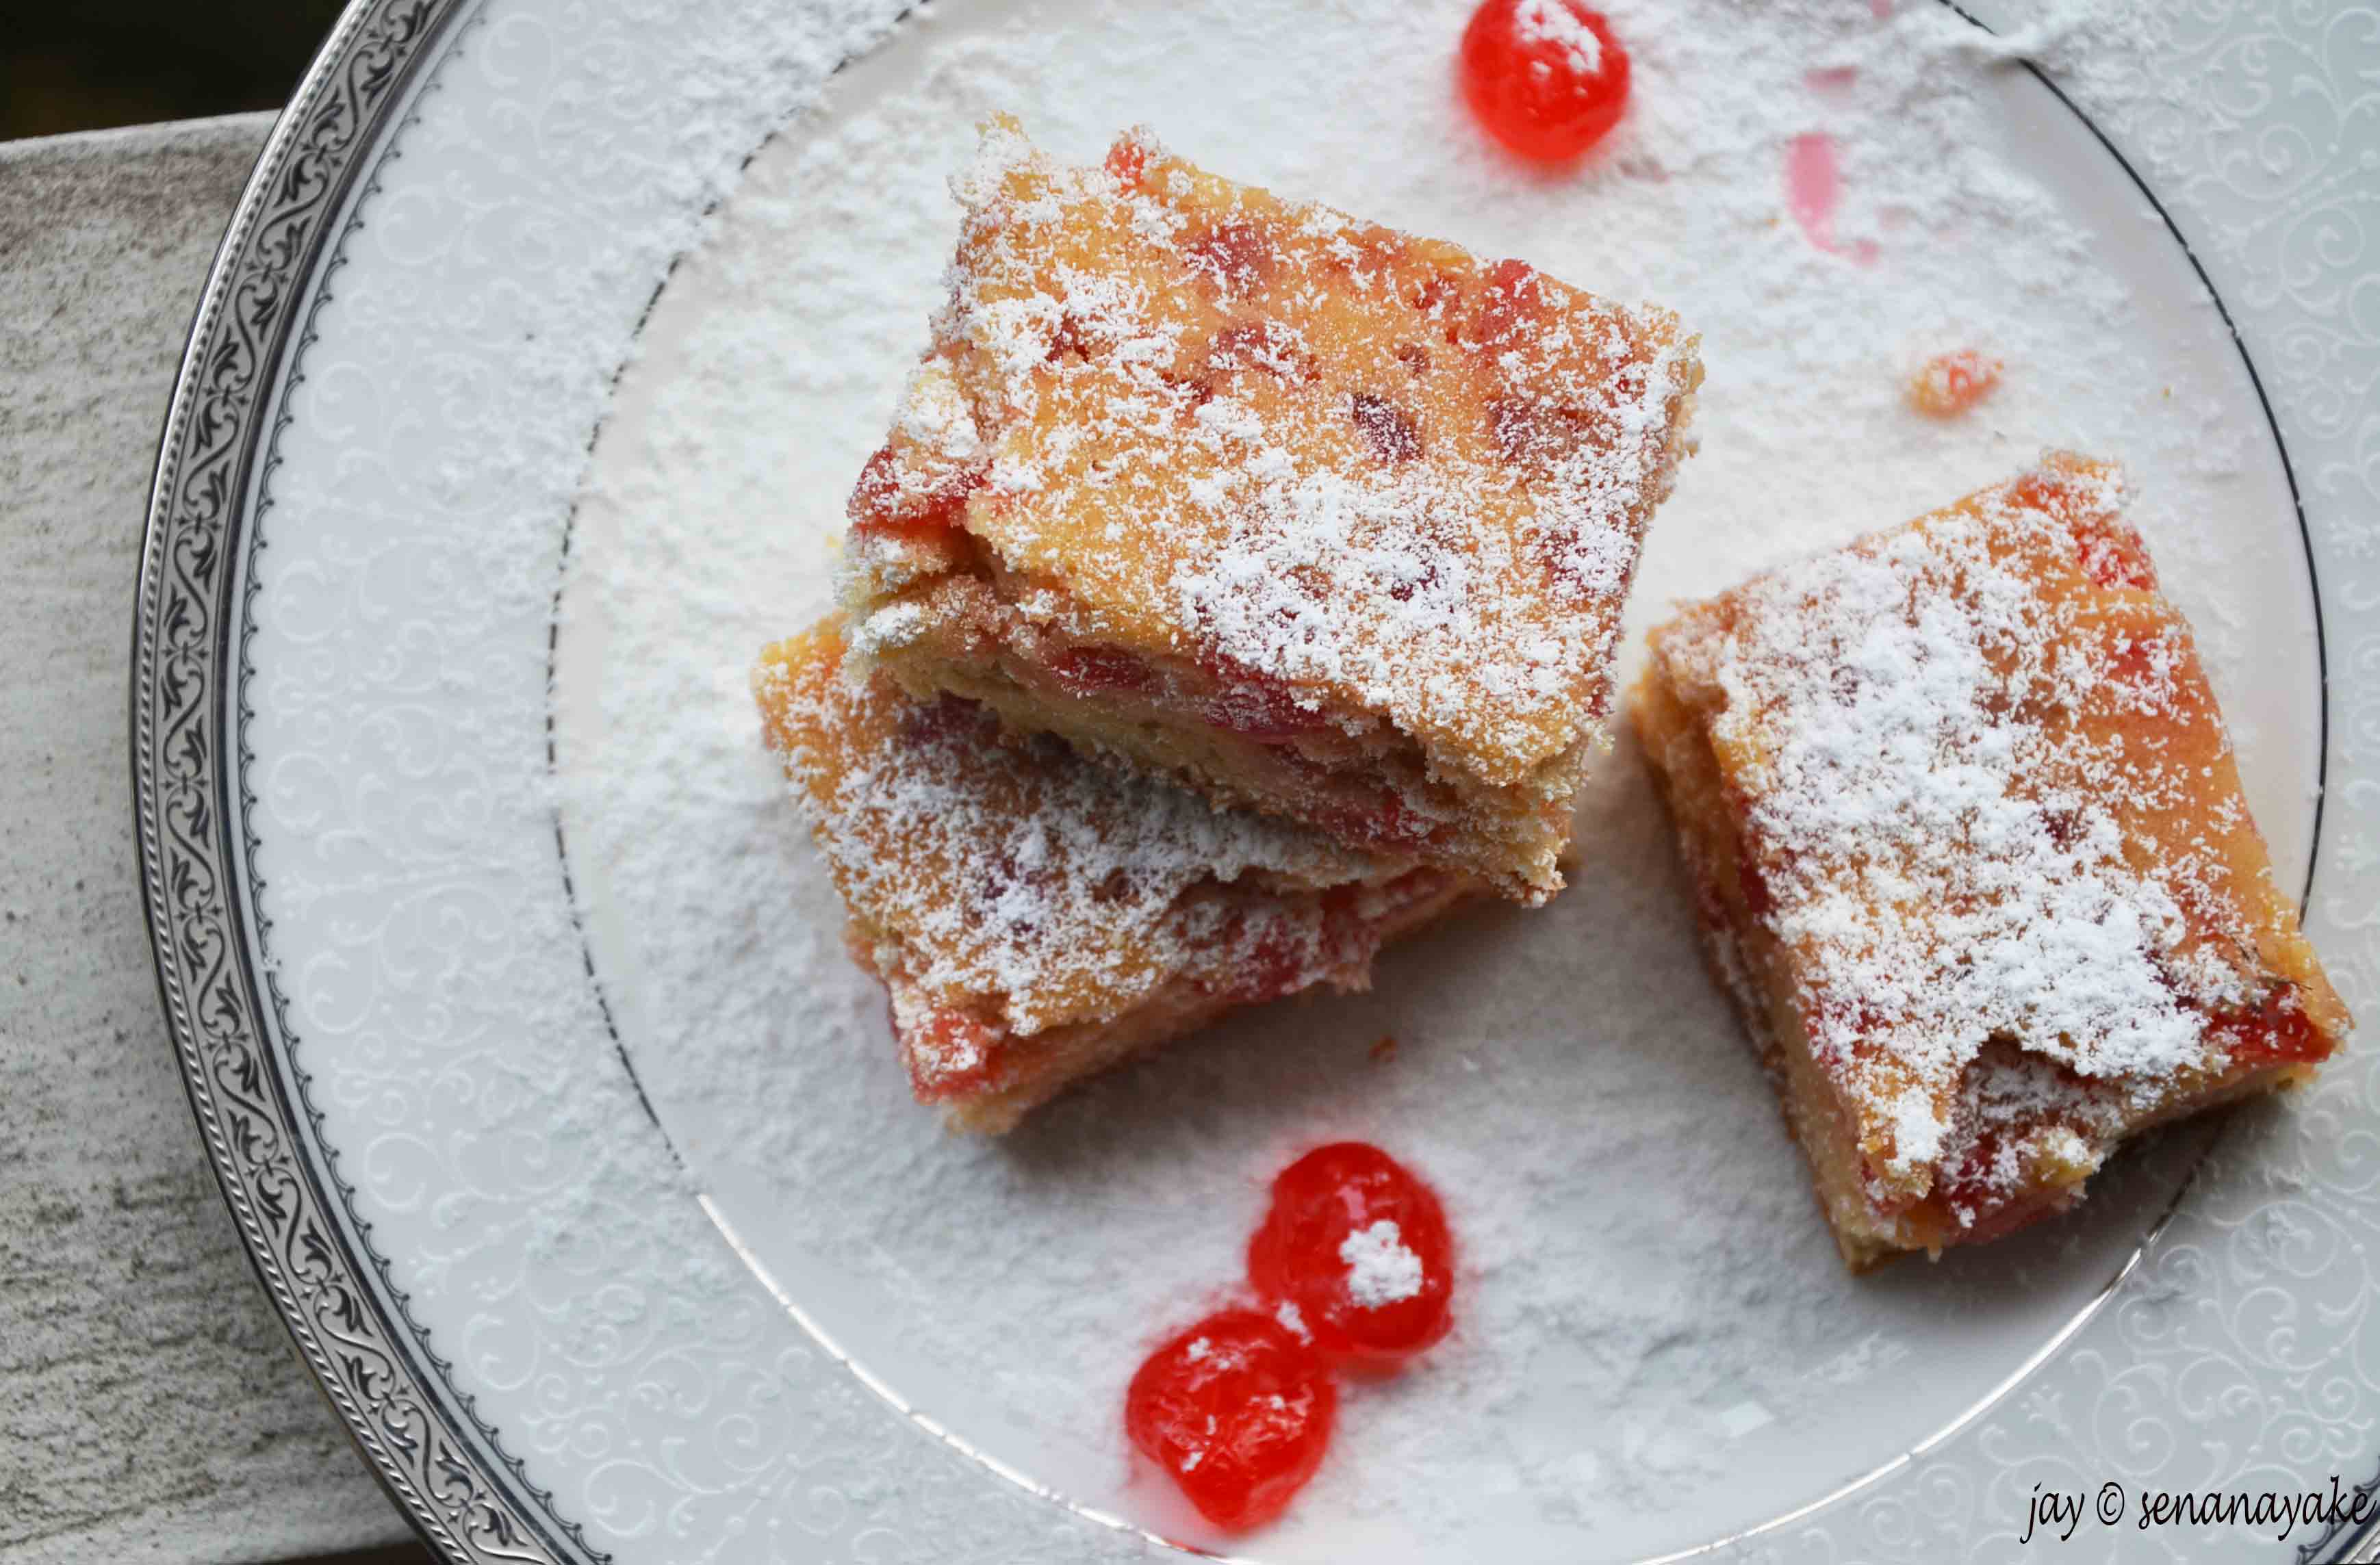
(1649, 454), (2346, 1215)
(754, 619), (1400, 1048)
(847, 118), (1701, 788)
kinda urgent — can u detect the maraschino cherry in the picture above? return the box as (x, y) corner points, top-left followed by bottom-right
(1248, 1141), (1455, 1367)
(1125, 1309), (1336, 1531)
(1460, 0), (1632, 164)
(1125, 1141), (1457, 1531)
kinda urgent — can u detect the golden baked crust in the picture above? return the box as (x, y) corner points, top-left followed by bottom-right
(841, 118), (1701, 901)
(1632, 454), (2351, 1267)
(754, 617), (1472, 1130)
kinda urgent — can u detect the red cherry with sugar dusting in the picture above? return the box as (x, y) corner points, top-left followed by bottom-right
(1248, 1142), (1455, 1367)
(1460, 0), (1632, 164)
(1125, 1309), (1336, 1532)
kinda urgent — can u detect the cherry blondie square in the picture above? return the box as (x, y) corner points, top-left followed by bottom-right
(754, 619), (1472, 1133)
(1631, 454), (2350, 1269)
(840, 119), (1700, 904)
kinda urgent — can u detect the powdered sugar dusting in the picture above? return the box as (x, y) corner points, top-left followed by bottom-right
(1515, 0), (1604, 77)
(1340, 1219), (1427, 1308)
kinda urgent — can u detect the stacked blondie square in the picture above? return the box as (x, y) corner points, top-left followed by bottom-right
(755, 120), (1700, 1127)
(754, 121), (2346, 1265)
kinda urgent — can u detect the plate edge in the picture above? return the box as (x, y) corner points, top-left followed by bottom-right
(125, 1), (586, 1561)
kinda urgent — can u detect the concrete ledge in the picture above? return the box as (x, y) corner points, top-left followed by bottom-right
(0, 114), (413, 1565)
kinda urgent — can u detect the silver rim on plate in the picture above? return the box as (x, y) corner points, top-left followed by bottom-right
(130, 1), (582, 1558)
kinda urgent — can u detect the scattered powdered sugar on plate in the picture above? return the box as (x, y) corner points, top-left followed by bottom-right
(553, 0), (2318, 1553)
(1515, 0), (1604, 77)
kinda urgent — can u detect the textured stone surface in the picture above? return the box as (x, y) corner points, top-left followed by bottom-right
(0, 116), (413, 1565)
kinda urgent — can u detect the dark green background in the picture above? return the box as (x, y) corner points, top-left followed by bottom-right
(4, 3), (344, 140)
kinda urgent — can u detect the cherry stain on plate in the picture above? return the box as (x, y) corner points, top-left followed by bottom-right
(1784, 131), (1880, 265)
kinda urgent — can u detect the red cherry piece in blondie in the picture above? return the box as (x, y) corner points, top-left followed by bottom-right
(1932, 1127), (2010, 1213)
(2006, 471), (2158, 592)
(1104, 135), (1151, 192)
(1737, 851), (1776, 920)
(847, 445), (982, 540)
(2101, 630), (2166, 688)
(1225, 922), (1314, 1004)
(1908, 350), (2001, 419)
(1049, 645), (1158, 699)
(905, 1008), (1000, 1096)
(1349, 392), (1422, 463)
(1248, 1142), (1455, 1367)
(846, 447), (914, 536)
(1188, 220), (1276, 298)
(1316, 792), (1435, 853)
(1928, 1128), (2061, 1243)
(2208, 990), (2329, 1072)
(2069, 518), (2158, 592)
(894, 693), (993, 750)
(1472, 258), (1557, 348)
(1125, 1310), (1335, 1532)
(1210, 320), (1318, 383)
(1460, 0), (1631, 164)
(1199, 651), (1333, 740)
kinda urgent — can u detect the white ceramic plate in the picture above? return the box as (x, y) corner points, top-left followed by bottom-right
(135, 1), (2380, 1560)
